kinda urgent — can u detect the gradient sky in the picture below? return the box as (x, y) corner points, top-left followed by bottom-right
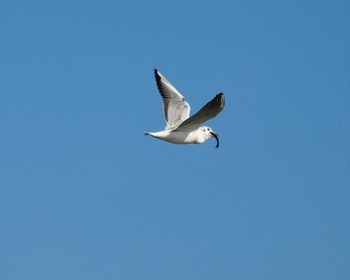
(1, 1), (349, 279)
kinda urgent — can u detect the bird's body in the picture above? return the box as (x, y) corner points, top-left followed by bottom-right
(145, 69), (225, 148)
(145, 126), (213, 145)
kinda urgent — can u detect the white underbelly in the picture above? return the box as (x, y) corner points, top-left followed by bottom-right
(163, 131), (199, 144)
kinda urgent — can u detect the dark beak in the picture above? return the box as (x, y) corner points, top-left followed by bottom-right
(210, 131), (220, 148)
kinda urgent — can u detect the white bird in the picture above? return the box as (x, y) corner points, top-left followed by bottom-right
(144, 69), (225, 148)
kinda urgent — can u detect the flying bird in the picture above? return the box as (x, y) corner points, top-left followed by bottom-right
(144, 69), (225, 148)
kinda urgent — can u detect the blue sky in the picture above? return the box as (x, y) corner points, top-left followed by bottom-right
(1, 1), (349, 279)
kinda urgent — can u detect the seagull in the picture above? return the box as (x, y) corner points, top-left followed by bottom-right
(144, 69), (225, 148)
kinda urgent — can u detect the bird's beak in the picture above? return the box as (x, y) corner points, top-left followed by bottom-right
(210, 131), (220, 148)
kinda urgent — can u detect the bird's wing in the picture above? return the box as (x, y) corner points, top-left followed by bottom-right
(176, 93), (225, 131)
(154, 69), (191, 130)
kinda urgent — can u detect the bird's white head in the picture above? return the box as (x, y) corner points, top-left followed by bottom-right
(200, 126), (220, 148)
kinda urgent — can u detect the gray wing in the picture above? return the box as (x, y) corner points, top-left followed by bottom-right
(154, 69), (191, 130)
(176, 93), (225, 131)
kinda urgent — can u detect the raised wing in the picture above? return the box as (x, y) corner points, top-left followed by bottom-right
(176, 93), (225, 131)
(154, 69), (191, 130)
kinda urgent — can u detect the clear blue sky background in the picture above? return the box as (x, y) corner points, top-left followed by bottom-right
(1, 1), (349, 279)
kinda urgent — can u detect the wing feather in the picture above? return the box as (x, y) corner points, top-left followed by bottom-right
(154, 69), (191, 130)
(176, 93), (225, 131)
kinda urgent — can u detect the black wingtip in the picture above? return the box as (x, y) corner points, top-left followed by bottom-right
(154, 69), (163, 93)
(217, 93), (224, 99)
(217, 92), (225, 108)
(154, 69), (161, 80)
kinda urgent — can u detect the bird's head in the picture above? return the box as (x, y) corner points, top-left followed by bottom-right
(201, 126), (220, 148)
